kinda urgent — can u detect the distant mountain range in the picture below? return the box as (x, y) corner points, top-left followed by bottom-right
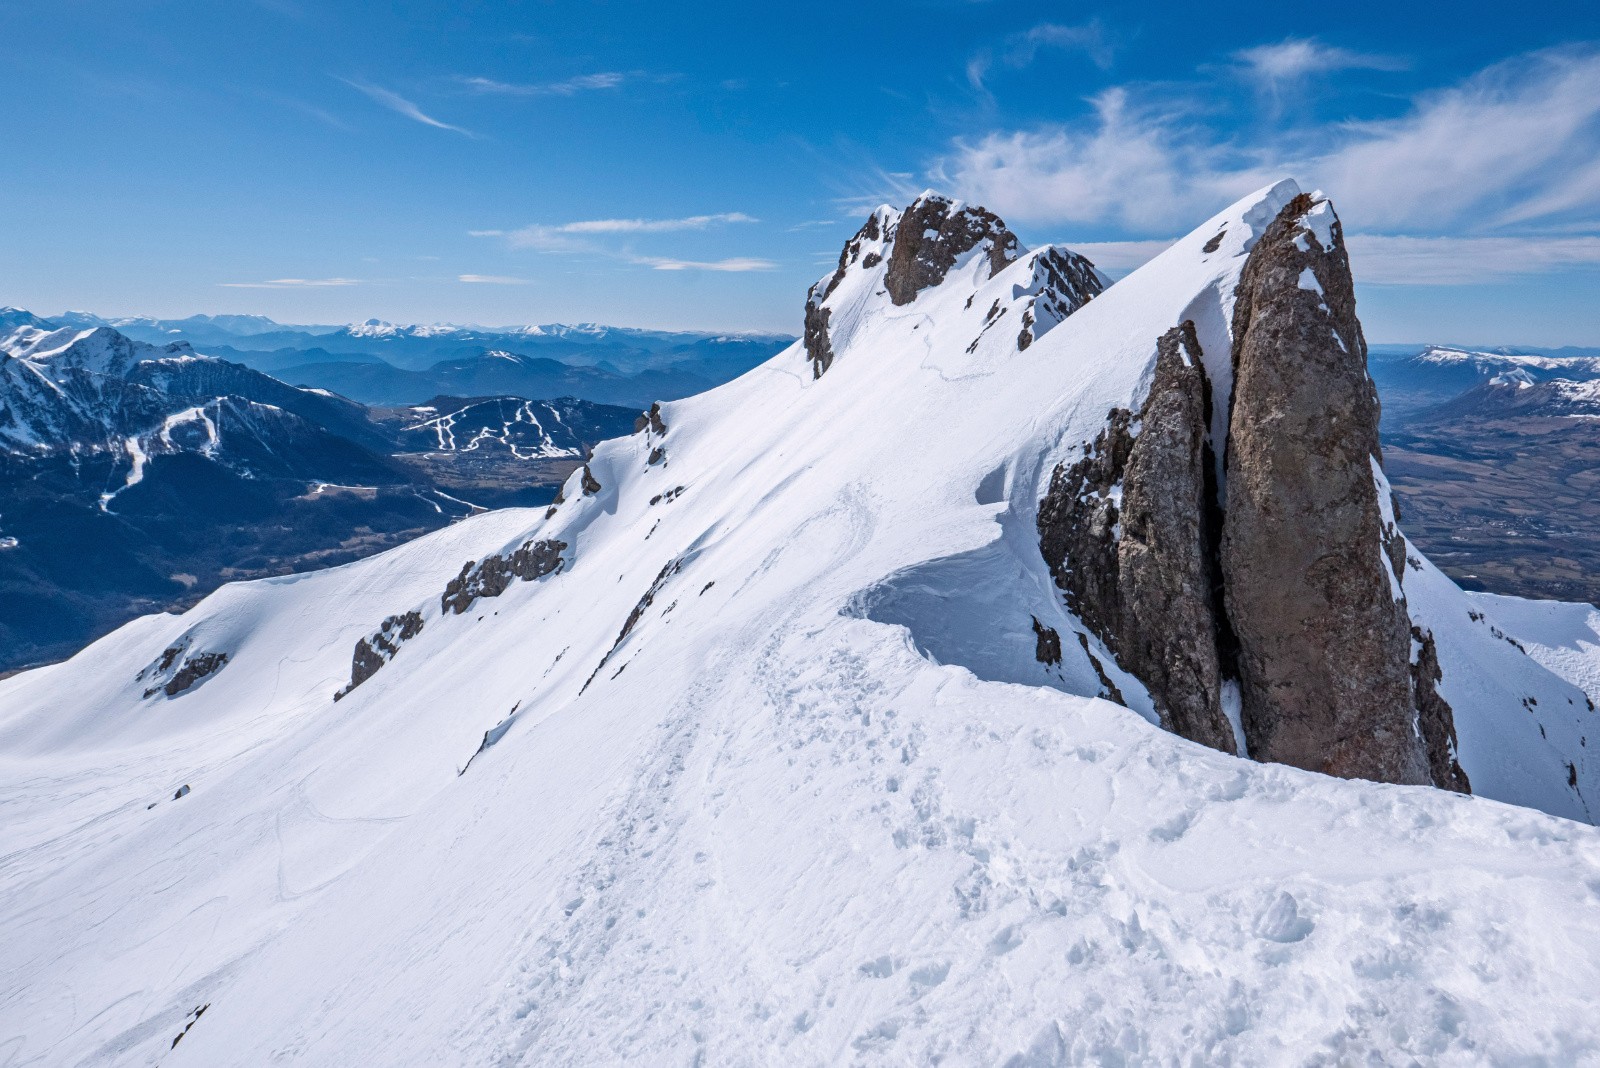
(9, 184), (1600, 1067)
(1368, 343), (1600, 424)
(0, 309), (642, 672)
(52, 311), (795, 404)
(1371, 344), (1600, 608)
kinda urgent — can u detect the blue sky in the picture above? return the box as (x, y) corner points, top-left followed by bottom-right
(2, 0), (1598, 344)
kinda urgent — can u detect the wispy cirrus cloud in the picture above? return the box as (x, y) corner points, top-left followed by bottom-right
(473, 212), (761, 258)
(1232, 38), (1407, 92)
(458, 273), (532, 285)
(632, 256), (776, 272)
(933, 46), (1600, 249)
(475, 212), (759, 248)
(218, 277), (362, 289)
(968, 20), (1114, 94)
(559, 212), (757, 234)
(470, 211), (772, 272)
(462, 72), (627, 96)
(338, 77), (473, 136)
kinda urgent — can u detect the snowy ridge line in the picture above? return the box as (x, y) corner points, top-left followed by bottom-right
(1, 181), (1599, 1064)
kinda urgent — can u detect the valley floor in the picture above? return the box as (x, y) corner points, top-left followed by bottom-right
(1384, 419), (1600, 608)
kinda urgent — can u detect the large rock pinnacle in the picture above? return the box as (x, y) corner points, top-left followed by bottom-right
(1037, 323), (1238, 754)
(1037, 187), (1469, 793)
(1222, 193), (1429, 785)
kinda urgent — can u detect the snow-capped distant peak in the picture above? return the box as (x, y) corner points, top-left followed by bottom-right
(345, 318), (401, 337)
(1490, 367), (1537, 388)
(7, 182), (1600, 1066)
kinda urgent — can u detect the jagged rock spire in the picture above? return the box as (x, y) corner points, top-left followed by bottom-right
(1038, 189), (1468, 792)
(1223, 192), (1451, 786)
(1037, 322), (1237, 753)
(803, 192), (1100, 379)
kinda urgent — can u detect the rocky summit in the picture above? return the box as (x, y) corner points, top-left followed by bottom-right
(2, 181), (1598, 1065)
(1037, 190), (1470, 791)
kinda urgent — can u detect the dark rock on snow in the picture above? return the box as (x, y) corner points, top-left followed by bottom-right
(1038, 192), (1466, 793)
(441, 539), (567, 616)
(1222, 193), (1430, 785)
(883, 195), (1019, 307)
(1016, 247), (1105, 351)
(1037, 324), (1236, 753)
(335, 611), (424, 700)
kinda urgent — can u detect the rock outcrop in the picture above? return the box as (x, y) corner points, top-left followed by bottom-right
(1412, 627), (1471, 793)
(883, 194), (1019, 306)
(803, 301), (836, 380)
(1038, 192), (1468, 792)
(441, 538), (567, 616)
(335, 611), (424, 701)
(803, 211), (889, 378)
(804, 195), (1025, 379)
(1038, 323), (1237, 753)
(138, 639), (231, 698)
(1015, 247), (1105, 351)
(1221, 193), (1429, 785)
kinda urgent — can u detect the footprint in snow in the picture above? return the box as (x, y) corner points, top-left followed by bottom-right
(857, 955), (901, 978)
(1255, 891), (1314, 943)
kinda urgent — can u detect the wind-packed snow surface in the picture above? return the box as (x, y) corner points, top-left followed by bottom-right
(4, 181), (1600, 1065)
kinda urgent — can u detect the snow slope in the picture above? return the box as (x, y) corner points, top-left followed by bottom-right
(1467, 591), (1600, 714)
(3, 182), (1600, 1065)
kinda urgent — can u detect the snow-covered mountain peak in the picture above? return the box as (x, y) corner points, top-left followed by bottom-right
(0, 306), (54, 335)
(3, 321), (196, 375)
(802, 191), (1107, 378)
(345, 318), (400, 337)
(5, 180), (1600, 1063)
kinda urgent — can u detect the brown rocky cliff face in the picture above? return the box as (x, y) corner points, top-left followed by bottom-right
(1037, 192), (1467, 793)
(1116, 324), (1237, 753)
(884, 195), (1019, 307)
(1222, 194), (1430, 785)
(1037, 324), (1237, 754)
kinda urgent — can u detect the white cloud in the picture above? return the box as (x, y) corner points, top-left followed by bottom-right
(1315, 48), (1600, 231)
(469, 213), (772, 272)
(1058, 233), (1600, 285)
(1233, 38), (1405, 90)
(218, 277), (362, 289)
(935, 87), (1271, 230)
(339, 78), (472, 136)
(462, 72), (627, 96)
(556, 212), (758, 235)
(476, 212), (760, 252)
(633, 256), (777, 272)
(969, 20), (1113, 93)
(935, 47), (1600, 238)
(458, 274), (531, 285)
